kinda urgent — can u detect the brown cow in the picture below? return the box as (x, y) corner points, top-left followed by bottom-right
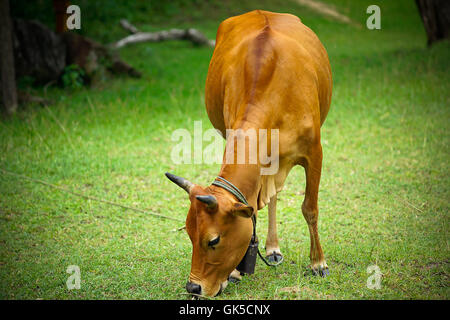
(166, 10), (332, 297)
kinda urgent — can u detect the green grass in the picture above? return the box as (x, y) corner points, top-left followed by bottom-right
(1, 0), (449, 299)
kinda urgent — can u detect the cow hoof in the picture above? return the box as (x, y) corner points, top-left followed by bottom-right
(228, 276), (241, 284)
(266, 252), (284, 265)
(312, 266), (330, 278)
(228, 269), (243, 283)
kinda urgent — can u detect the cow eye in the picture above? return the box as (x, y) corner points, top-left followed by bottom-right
(208, 236), (220, 248)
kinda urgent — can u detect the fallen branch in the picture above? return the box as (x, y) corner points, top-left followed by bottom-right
(113, 19), (215, 49)
(296, 0), (362, 28)
(119, 18), (139, 34)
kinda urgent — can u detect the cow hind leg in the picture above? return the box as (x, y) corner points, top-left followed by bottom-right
(265, 195), (283, 264)
(301, 143), (329, 277)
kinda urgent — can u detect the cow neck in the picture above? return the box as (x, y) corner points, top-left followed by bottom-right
(215, 119), (268, 209)
(216, 164), (261, 210)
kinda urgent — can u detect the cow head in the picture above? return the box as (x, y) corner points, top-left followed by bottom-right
(165, 172), (254, 297)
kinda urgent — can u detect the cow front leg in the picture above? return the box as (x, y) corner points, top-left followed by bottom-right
(265, 195), (283, 264)
(301, 143), (329, 277)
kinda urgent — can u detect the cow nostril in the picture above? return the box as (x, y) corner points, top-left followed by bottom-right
(186, 281), (202, 295)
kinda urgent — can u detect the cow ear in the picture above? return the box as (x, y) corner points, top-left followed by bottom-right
(232, 202), (254, 218)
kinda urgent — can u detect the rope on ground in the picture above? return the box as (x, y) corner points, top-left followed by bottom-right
(0, 168), (184, 223)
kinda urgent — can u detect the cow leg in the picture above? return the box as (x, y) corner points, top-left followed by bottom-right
(302, 143), (329, 277)
(265, 195), (283, 263)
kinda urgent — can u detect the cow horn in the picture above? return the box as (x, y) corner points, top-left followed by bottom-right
(196, 195), (218, 209)
(165, 172), (194, 194)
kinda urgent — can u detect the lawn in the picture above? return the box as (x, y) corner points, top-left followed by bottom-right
(0, 0), (448, 299)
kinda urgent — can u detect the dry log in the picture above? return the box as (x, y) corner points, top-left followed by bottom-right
(119, 19), (139, 34)
(113, 19), (215, 49)
(12, 18), (141, 86)
(13, 19), (67, 84)
(63, 32), (141, 79)
(9, 16), (213, 99)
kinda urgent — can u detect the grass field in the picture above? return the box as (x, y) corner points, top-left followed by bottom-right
(0, 0), (449, 299)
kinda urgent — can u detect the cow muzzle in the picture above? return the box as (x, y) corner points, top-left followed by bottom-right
(186, 281), (202, 295)
(186, 279), (228, 298)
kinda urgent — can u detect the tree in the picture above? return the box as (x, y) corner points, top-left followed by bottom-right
(416, 0), (450, 46)
(0, 0), (18, 115)
(53, 0), (70, 34)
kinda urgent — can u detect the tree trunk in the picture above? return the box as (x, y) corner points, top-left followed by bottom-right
(53, 0), (71, 34)
(416, 0), (450, 46)
(0, 0), (18, 115)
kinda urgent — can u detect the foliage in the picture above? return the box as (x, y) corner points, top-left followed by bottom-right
(61, 64), (86, 89)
